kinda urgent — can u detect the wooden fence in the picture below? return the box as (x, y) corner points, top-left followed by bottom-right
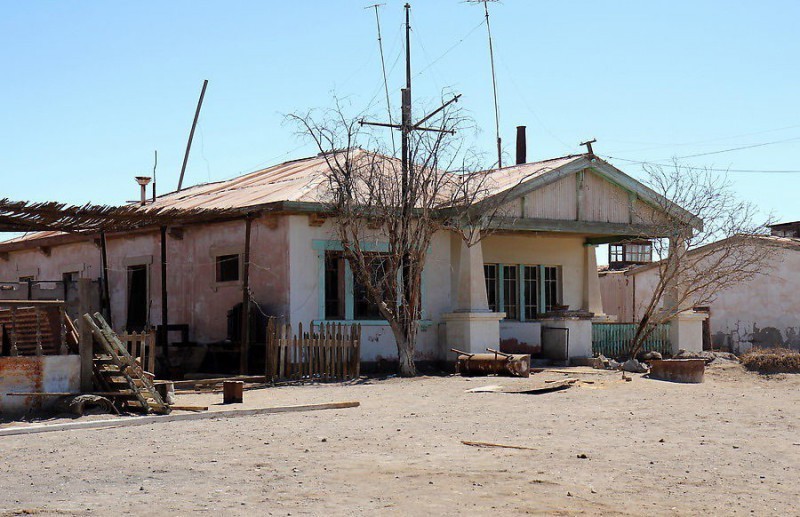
(266, 321), (361, 382)
(592, 322), (672, 358)
(119, 330), (156, 374)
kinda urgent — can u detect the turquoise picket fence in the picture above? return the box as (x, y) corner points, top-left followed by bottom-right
(592, 322), (672, 358)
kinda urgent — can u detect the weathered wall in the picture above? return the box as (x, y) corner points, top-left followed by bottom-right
(0, 355), (80, 415)
(600, 245), (800, 353)
(0, 215), (290, 344)
(598, 270), (634, 322)
(285, 215), (452, 363)
(0, 239), (102, 282)
(482, 233), (589, 352)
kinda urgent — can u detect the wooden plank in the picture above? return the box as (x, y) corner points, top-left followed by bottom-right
(0, 401), (361, 437)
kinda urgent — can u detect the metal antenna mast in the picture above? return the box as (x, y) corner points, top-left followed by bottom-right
(152, 150), (158, 202)
(367, 3), (396, 154)
(469, 0), (502, 168)
(177, 79), (208, 192)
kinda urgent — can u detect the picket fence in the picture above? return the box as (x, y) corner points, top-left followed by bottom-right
(266, 320), (361, 382)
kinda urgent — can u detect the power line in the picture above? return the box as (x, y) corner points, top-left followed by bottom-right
(601, 155), (800, 174)
(367, 4), (396, 154)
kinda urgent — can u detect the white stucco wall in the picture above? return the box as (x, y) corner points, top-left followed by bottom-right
(601, 244), (800, 353)
(285, 215), (453, 362)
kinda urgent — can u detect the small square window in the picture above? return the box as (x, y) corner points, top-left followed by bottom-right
(215, 254), (240, 283)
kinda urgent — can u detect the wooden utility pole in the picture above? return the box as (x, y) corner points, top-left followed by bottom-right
(177, 79), (208, 192)
(99, 230), (111, 327)
(239, 216), (253, 375)
(361, 3), (460, 312)
(160, 225), (169, 368)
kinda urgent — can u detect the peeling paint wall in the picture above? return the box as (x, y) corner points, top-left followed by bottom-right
(285, 215), (452, 362)
(600, 244), (800, 353)
(0, 355), (80, 415)
(0, 215), (289, 344)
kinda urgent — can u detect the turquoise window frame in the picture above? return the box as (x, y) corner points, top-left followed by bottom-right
(312, 239), (428, 323)
(488, 262), (559, 321)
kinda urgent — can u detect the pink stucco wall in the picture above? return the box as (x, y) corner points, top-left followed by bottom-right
(0, 215), (289, 344)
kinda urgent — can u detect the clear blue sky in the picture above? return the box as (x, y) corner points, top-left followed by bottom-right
(2, 1), (798, 225)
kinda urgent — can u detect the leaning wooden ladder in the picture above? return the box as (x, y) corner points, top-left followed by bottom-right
(83, 312), (170, 415)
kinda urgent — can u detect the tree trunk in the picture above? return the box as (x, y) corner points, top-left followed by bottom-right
(392, 327), (417, 377)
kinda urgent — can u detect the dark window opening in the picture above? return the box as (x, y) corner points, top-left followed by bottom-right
(502, 265), (519, 320)
(608, 241), (652, 269)
(484, 264), (498, 312)
(126, 265), (148, 331)
(543, 266), (561, 311)
(215, 254), (240, 283)
(325, 251), (346, 320)
(523, 266), (539, 319)
(354, 254), (390, 321)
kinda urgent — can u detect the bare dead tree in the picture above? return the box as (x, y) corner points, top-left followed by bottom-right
(288, 98), (506, 376)
(628, 162), (775, 358)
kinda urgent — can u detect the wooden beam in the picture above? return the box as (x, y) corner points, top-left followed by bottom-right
(78, 278), (94, 393)
(0, 401), (361, 437)
(490, 217), (669, 237)
(307, 213), (326, 227)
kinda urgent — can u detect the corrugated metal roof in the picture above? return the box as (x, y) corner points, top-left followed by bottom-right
(0, 152), (586, 246)
(147, 151), (584, 211)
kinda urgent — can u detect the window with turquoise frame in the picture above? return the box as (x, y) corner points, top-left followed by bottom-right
(485, 263), (562, 320)
(314, 240), (427, 322)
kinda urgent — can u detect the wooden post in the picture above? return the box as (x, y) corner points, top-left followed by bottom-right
(99, 230), (112, 327)
(239, 216), (253, 375)
(78, 278), (93, 392)
(223, 381), (243, 403)
(160, 226), (169, 368)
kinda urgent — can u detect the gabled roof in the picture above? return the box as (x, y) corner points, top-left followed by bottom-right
(0, 151), (699, 248)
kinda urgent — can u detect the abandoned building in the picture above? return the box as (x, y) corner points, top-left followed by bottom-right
(599, 221), (800, 353)
(0, 148), (704, 376)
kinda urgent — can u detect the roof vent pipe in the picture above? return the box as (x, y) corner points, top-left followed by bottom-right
(135, 176), (152, 206)
(516, 126), (527, 165)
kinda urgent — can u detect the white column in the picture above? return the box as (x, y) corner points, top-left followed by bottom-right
(669, 311), (707, 354)
(455, 237), (490, 312)
(443, 236), (505, 354)
(582, 243), (605, 317)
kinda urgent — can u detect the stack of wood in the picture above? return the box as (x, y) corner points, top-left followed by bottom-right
(83, 312), (170, 415)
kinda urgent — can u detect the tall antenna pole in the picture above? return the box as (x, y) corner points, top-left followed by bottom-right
(481, 0), (502, 168)
(360, 2), (460, 328)
(177, 79), (208, 192)
(152, 150), (158, 202)
(367, 3), (396, 154)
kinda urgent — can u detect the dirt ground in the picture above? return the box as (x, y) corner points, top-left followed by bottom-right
(1, 362), (799, 516)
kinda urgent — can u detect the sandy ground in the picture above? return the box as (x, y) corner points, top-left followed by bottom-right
(1, 363), (799, 516)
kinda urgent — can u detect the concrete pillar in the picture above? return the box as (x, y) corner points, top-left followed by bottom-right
(443, 237), (504, 354)
(663, 235), (688, 312)
(582, 244), (605, 317)
(669, 311), (707, 354)
(455, 237), (490, 312)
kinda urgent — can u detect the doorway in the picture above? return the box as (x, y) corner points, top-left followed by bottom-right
(127, 265), (148, 331)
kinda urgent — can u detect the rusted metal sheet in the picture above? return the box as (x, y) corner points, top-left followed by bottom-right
(454, 351), (530, 377)
(0, 355), (80, 414)
(649, 359), (705, 383)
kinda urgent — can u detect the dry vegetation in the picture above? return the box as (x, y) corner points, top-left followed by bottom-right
(740, 347), (800, 374)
